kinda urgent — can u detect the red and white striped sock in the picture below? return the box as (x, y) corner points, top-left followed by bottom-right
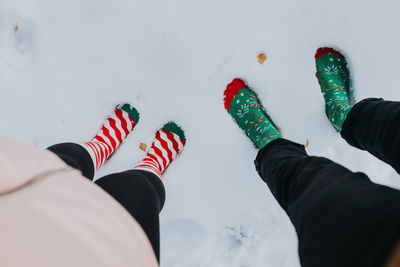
(134, 122), (186, 178)
(78, 103), (139, 172)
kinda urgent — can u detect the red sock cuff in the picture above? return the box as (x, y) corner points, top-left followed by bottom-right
(315, 47), (344, 60)
(224, 78), (248, 110)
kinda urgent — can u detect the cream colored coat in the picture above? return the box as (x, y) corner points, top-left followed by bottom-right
(0, 136), (158, 267)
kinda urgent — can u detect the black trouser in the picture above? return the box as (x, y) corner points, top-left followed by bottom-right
(255, 98), (400, 267)
(47, 143), (165, 261)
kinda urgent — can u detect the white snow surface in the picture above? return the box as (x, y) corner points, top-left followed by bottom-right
(2, 0), (400, 266)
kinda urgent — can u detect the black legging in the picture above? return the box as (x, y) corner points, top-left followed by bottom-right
(47, 143), (165, 261)
(255, 98), (400, 267)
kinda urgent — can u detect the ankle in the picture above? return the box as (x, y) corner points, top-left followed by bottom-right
(328, 104), (352, 131)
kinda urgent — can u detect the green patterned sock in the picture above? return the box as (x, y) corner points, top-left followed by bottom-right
(223, 78), (281, 149)
(315, 47), (353, 131)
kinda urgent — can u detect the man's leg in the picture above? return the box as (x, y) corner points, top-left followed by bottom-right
(95, 169), (165, 261)
(342, 98), (400, 174)
(314, 48), (400, 173)
(255, 138), (400, 267)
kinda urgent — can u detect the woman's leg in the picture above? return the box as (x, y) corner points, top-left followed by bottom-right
(47, 142), (95, 180)
(47, 141), (166, 260)
(95, 122), (185, 261)
(48, 142), (166, 259)
(47, 104), (139, 179)
(50, 121), (186, 261)
(47, 141), (165, 259)
(255, 138), (400, 267)
(95, 170), (165, 261)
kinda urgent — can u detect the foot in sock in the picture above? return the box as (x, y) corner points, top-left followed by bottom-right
(78, 103), (139, 172)
(134, 122), (186, 179)
(315, 47), (353, 131)
(223, 78), (282, 149)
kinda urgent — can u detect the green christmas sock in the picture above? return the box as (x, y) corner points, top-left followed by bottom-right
(315, 47), (353, 131)
(223, 78), (281, 149)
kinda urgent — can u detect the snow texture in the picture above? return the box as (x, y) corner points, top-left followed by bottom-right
(1, 0), (400, 266)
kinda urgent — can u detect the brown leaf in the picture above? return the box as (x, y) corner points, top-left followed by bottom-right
(305, 139), (310, 148)
(257, 53), (266, 64)
(14, 25), (18, 35)
(139, 142), (147, 151)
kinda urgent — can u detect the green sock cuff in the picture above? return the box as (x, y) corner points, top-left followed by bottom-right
(331, 104), (353, 132)
(118, 103), (140, 123)
(162, 122), (186, 143)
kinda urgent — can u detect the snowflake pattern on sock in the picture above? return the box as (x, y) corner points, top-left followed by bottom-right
(224, 79), (281, 149)
(315, 48), (353, 131)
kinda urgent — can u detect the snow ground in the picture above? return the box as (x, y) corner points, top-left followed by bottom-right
(2, 0), (400, 266)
